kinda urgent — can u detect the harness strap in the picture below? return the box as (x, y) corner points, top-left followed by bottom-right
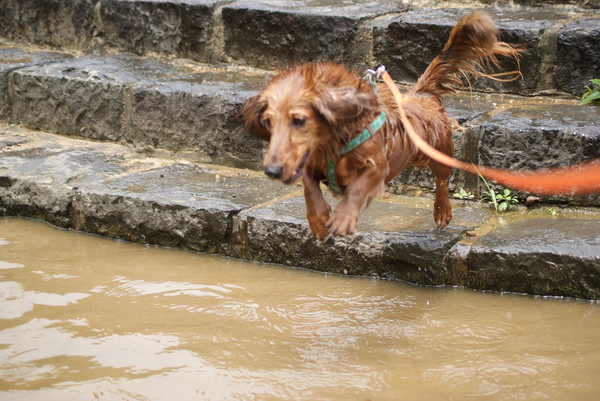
(326, 112), (386, 196)
(326, 157), (344, 196)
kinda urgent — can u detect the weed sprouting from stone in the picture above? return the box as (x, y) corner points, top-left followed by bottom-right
(580, 79), (600, 106)
(472, 166), (519, 212)
(453, 188), (474, 201)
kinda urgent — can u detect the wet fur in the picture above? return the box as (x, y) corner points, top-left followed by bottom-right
(240, 11), (522, 241)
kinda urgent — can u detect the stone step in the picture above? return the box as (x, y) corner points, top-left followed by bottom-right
(2, 43), (599, 206)
(402, 95), (600, 206)
(1, 46), (267, 170)
(2, 124), (600, 300)
(371, 7), (600, 96)
(1, 0), (599, 96)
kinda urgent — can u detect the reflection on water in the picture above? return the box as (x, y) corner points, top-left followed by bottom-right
(0, 217), (599, 400)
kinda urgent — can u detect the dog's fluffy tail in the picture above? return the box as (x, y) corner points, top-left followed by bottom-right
(413, 11), (523, 98)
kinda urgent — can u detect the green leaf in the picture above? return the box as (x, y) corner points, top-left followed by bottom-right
(580, 80), (600, 106)
(582, 91), (600, 102)
(454, 188), (473, 200)
(490, 190), (498, 210)
(579, 79), (600, 106)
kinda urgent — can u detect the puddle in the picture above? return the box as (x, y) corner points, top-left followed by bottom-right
(0, 217), (599, 400)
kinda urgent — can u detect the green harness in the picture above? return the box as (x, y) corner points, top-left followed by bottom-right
(326, 111), (386, 196)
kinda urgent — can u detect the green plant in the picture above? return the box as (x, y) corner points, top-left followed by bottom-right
(453, 188), (474, 201)
(474, 166), (519, 212)
(495, 188), (519, 212)
(580, 79), (600, 106)
(548, 208), (558, 216)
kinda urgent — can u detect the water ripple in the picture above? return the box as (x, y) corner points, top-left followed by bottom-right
(0, 282), (89, 319)
(103, 276), (237, 299)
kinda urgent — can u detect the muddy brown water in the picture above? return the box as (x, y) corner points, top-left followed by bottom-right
(1, 217), (599, 400)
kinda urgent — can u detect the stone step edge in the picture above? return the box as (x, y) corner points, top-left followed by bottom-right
(3, 162), (599, 301)
(2, 127), (600, 300)
(5, 165), (600, 301)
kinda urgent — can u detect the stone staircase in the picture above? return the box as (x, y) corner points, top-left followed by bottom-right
(2, 0), (600, 299)
(2, 0), (600, 198)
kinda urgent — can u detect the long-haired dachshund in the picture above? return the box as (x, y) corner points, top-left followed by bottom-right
(240, 11), (521, 241)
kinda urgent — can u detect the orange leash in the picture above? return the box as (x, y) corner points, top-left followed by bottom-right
(380, 70), (600, 196)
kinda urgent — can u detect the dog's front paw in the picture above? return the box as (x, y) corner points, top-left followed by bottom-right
(307, 206), (331, 241)
(308, 215), (329, 241)
(325, 210), (358, 237)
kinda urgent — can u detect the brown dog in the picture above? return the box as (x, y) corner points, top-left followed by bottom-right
(240, 11), (521, 241)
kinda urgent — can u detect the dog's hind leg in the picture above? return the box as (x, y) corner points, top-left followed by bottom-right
(428, 155), (454, 229)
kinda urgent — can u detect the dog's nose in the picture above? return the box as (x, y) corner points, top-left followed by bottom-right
(264, 164), (283, 180)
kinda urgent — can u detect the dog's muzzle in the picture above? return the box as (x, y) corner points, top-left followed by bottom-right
(281, 151), (309, 184)
(264, 163), (283, 180)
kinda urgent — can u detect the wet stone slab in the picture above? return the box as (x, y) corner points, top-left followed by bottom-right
(0, 145), (128, 185)
(73, 163), (298, 254)
(371, 10), (468, 84)
(86, 163), (294, 210)
(482, 8), (575, 94)
(371, 8), (575, 94)
(7, 54), (267, 169)
(0, 131), (32, 150)
(0, 131), (138, 227)
(461, 218), (600, 299)
(128, 69), (267, 169)
(0, 0), (96, 49)
(221, 0), (407, 70)
(8, 54), (171, 141)
(98, 0), (224, 62)
(441, 93), (499, 125)
(555, 17), (600, 96)
(230, 195), (470, 284)
(477, 104), (600, 204)
(0, 129), (297, 253)
(0, 46), (72, 120)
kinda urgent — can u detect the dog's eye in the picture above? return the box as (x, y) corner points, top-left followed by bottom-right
(262, 118), (271, 128)
(292, 117), (306, 127)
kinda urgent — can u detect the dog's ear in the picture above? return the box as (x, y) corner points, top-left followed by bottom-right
(313, 86), (375, 127)
(238, 94), (270, 140)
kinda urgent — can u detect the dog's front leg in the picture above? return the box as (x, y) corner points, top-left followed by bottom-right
(326, 166), (385, 236)
(302, 173), (331, 241)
